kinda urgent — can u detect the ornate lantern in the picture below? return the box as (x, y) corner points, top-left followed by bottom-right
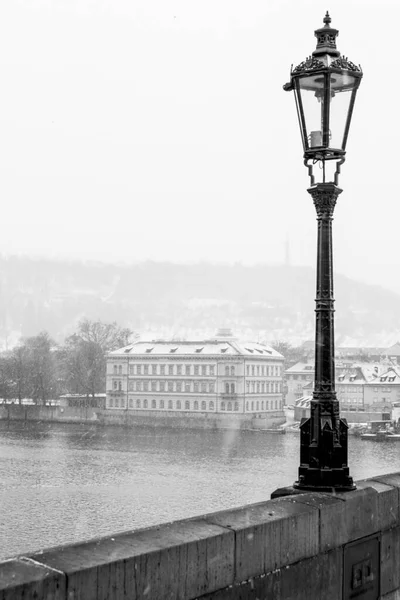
(284, 12), (363, 185)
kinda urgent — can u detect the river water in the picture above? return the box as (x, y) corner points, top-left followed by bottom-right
(1, 421), (399, 560)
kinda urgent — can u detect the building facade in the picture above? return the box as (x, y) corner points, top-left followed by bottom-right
(106, 335), (284, 418)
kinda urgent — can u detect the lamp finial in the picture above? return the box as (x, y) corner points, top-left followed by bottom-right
(323, 12), (331, 27)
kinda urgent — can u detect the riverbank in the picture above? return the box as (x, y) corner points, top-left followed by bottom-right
(0, 404), (286, 431)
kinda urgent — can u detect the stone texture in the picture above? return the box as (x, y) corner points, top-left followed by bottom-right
(0, 557), (65, 600)
(196, 548), (342, 600)
(205, 496), (319, 582)
(29, 519), (234, 600)
(357, 478), (399, 531)
(381, 526), (400, 597)
(381, 592), (400, 600)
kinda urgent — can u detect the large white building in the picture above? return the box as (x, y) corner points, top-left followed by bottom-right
(106, 332), (284, 419)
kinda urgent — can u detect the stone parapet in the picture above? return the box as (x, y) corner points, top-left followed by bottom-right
(1, 472), (400, 599)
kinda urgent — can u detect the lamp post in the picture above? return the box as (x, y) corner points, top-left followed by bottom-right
(283, 13), (363, 492)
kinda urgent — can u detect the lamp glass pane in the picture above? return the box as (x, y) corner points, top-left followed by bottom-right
(298, 74), (326, 149)
(329, 72), (357, 150)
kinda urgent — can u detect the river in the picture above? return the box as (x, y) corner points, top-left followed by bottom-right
(1, 421), (399, 560)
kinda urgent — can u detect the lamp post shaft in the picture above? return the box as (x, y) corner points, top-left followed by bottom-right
(294, 182), (355, 492)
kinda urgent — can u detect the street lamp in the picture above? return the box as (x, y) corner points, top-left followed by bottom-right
(284, 13), (363, 492)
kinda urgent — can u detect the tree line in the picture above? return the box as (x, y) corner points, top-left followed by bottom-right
(0, 319), (133, 404)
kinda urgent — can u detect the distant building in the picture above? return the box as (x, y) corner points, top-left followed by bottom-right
(59, 393), (107, 409)
(106, 331), (284, 419)
(380, 343), (400, 365)
(364, 367), (400, 415)
(284, 362), (314, 405)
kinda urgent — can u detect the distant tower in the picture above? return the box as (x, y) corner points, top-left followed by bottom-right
(285, 237), (291, 266)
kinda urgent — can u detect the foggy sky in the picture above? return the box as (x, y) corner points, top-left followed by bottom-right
(0, 1), (398, 291)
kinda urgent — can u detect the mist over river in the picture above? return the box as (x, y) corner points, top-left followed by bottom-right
(1, 422), (400, 560)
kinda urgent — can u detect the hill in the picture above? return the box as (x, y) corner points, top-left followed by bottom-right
(0, 256), (399, 348)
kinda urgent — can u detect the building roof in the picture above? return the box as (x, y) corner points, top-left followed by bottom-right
(109, 339), (283, 359)
(285, 361), (315, 374)
(381, 343), (400, 357)
(365, 367), (400, 385)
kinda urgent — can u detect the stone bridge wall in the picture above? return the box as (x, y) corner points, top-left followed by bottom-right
(1, 472), (400, 599)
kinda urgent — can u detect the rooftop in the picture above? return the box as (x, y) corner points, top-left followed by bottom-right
(109, 339), (283, 358)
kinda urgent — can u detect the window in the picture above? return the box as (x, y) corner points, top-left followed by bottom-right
(109, 398), (114, 407)
(221, 402), (225, 411)
(185, 401), (190, 410)
(252, 366), (255, 376)
(201, 401), (206, 410)
(118, 382), (122, 391)
(152, 399), (156, 409)
(225, 366), (229, 376)
(160, 365), (165, 375)
(143, 399), (148, 408)
(209, 382), (215, 393)
(177, 400), (181, 409)
(144, 365), (149, 375)
(151, 364), (157, 375)
(185, 381), (191, 392)
(231, 383), (235, 394)
(177, 365), (182, 375)
(168, 400), (173, 409)
(160, 399), (164, 409)
(194, 365), (199, 375)
(113, 365), (117, 375)
(113, 380), (117, 390)
(209, 401), (214, 410)
(177, 381), (182, 392)
(227, 402), (232, 411)
(230, 366), (235, 376)
(266, 401), (269, 410)
(225, 383), (230, 394)
(194, 381), (199, 392)
(202, 365), (207, 376)
(185, 365), (191, 376)
(234, 402), (239, 411)
(160, 381), (165, 392)
(256, 401), (259, 410)
(251, 401), (254, 410)
(246, 366), (250, 376)
(120, 399), (125, 408)
(136, 399), (141, 408)
(168, 381), (174, 392)
(129, 365), (134, 375)
(137, 365), (142, 375)
(115, 398), (119, 408)
(169, 365), (174, 375)
(262, 366), (265, 376)
(194, 401), (199, 410)
(251, 382), (255, 393)
(151, 381), (157, 392)
(257, 366), (260, 376)
(143, 381), (149, 392)
(261, 401), (264, 410)
(246, 402), (249, 411)
(201, 382), (207, 393)
(128, 381), (134, 392)
(210, 366), (215, 376)
(137, 381), (142, 392)
(256, 382), (260, 393)
(118, 365), (122, 375)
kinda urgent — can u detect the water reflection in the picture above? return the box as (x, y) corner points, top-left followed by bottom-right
(0, 422), (399, 559)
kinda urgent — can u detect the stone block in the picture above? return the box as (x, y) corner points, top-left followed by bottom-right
(381, 526), (400, 597)
(0, 557), (65, 600)
(197, 548), (342, 600)
(320, 487), (379, 548)
(205, 496), (319, 582)
(381, 592), (400, 600)
(357, 478), (399, 530)
(29, 519), (234, 600)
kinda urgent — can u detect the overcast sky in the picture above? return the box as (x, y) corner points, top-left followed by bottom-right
(0, 0), (398, 291)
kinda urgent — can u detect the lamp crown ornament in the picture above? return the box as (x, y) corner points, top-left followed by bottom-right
(313, 11), (340, 57)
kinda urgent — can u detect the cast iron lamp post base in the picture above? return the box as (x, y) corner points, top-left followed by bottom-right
(272, 182), (355, 498)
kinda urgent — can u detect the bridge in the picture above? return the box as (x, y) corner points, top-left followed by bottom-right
(1, 471), (399, 599)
